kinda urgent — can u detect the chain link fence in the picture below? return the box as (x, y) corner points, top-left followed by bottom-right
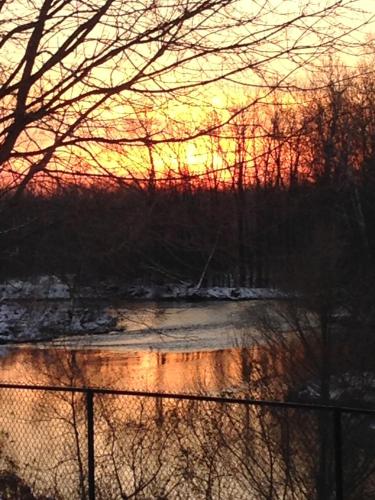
(0, 384), (373, 499)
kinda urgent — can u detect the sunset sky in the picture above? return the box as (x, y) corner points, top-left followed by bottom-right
(0, 0), (374, 190)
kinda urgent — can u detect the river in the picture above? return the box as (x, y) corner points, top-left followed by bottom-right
(0, 300), (372, 499)
(0, 299), (281, 394)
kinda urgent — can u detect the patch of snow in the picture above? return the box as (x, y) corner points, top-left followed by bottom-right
(0, 275), (286, 344)
(0, 275), (70, 300)
(0, 275), (287, 301)
(126, 284), (286, 301)
(0, 302), (117, 343)
(296, 372), (375, 406)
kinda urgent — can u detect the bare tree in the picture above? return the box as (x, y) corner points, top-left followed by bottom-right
(0, 0), (371, 195)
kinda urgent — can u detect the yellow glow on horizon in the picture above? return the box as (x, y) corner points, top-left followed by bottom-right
(2, 0), (374, 191)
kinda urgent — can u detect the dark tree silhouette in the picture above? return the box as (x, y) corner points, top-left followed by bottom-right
(0, 0), (370, 195)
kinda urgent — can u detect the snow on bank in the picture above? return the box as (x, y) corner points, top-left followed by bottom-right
(296, 372), (375, 407)
(0, 301), (116, 344)
(0, 276), (285, 343)
(0, 276), (285, 301)
(0, 275), (70, 300)
(125, 284), (285, 300)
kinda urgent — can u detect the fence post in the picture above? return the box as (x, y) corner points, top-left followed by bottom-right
(86, 389), (95, 500)
(333, 408), (343, 500)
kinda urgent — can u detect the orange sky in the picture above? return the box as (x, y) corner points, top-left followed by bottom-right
(1, 0), (374, 190)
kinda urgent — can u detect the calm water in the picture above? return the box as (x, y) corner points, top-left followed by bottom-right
(0, 301), (369, 499)
(0, 300), (280, 393)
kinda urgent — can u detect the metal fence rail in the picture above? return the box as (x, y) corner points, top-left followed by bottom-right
(0, 383), (373, 500)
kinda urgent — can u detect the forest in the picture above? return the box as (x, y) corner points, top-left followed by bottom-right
(1, 65), (374, 299)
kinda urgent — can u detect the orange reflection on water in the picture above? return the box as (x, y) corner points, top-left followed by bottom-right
(0, 344), (284, 397)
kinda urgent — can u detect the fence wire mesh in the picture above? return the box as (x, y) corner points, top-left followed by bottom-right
(0, 387), (88, 499)
(0, 385), (373, 500)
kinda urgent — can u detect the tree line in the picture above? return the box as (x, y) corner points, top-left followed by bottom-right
(0, 64), (374, 295)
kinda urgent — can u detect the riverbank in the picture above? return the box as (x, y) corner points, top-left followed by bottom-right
(0, 275), (285, 301)
(0, 275), (286, 343)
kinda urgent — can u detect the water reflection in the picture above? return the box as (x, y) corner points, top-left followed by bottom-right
(0, 386), (324, 499)
(0, 345), (280, 395)
(0, 386), (373, 500)
(0, 300), (280, 394)
(0, 301), (373, 498)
